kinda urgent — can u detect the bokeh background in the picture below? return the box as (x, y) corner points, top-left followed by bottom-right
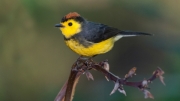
(0, 0), (180, 101)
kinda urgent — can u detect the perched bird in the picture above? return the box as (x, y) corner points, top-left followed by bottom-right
(55, 12), (151, 57)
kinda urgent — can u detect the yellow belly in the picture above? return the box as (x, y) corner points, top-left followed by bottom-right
(65, 38), (114, 57)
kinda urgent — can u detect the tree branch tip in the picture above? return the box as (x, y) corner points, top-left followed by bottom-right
(55, 58), (165, 101)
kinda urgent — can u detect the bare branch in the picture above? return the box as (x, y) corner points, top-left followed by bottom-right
(54, 81), (67, 101)
(55, 58), (165, 101)
(54, 59), (83, 101)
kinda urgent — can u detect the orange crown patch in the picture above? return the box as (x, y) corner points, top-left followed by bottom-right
(65, 12), (80, 19)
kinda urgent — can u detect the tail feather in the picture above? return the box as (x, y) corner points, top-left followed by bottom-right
(119, 31), (153, 37)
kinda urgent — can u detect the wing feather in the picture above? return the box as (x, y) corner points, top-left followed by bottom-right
(81, 22), (120, 43)
(79, 21), (152, 43)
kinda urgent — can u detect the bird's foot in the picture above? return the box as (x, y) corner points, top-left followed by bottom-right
(72, 56), (93, 72)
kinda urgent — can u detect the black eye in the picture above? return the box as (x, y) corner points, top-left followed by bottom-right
(68, 22), (72, 26)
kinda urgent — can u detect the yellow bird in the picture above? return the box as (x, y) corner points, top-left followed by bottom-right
(55, 12), (151, 57)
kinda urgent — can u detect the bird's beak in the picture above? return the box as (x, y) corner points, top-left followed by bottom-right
(55, 24), (64, 28)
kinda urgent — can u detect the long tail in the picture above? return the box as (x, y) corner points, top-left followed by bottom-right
(119, 30), (152, 37)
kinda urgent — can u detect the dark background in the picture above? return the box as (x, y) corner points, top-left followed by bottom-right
(0, 0), (180, 101)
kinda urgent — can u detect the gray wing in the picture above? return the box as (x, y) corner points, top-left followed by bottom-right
(80, 21), (152, 43)
(81, 21), (120, 43)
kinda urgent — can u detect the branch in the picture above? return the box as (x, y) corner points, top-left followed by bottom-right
(54, 58), (165, 101)
(93, 63), (165, 98)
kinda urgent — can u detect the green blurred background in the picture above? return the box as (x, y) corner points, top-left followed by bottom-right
(0, 0), (180, 101)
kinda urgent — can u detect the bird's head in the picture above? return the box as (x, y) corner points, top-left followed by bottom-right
(55, 12), (85, 38)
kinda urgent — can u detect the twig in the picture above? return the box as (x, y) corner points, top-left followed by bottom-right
(54, 58), (165, 101)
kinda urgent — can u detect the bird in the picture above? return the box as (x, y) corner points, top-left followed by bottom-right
(55, 12), (152, 57)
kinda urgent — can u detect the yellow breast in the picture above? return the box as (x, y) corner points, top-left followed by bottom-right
(65, 38), (114, 57)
